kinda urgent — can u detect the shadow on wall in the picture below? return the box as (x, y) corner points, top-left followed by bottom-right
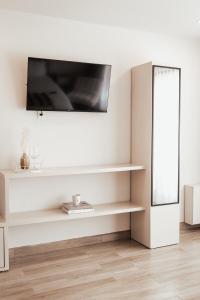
(7, 54), (27, 109)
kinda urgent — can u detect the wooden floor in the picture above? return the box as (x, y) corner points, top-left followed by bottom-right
(1, 225), (200, 300)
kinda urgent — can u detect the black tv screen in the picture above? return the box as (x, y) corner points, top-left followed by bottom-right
(26, 57), (111, 112)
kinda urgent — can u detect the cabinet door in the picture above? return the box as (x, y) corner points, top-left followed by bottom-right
(0, 227), (5, 268)
(152, 66), (180, 206)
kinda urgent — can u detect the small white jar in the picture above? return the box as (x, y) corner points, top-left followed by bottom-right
(73, 194), (81, 206)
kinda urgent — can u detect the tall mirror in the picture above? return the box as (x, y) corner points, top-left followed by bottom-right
(152, 66), (180, 206)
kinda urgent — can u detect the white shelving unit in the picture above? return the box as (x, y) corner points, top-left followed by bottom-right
(9, 202), (144, 227)
(131, 62), (180, 249)
(0, 163), (145, 271)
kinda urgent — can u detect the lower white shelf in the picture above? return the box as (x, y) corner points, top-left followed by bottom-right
(8, 202), (145, 227)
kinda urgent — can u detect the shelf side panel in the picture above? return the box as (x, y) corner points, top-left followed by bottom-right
(131, 62), (152, 248)
(0, 173), (7, 223)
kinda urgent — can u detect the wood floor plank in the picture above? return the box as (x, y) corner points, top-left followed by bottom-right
(1, 225), (200, 300)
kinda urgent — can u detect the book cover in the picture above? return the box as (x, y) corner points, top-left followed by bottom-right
(62, 201), (94, 214)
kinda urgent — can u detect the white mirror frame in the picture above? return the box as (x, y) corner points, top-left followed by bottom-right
(151, 65), (180, 206)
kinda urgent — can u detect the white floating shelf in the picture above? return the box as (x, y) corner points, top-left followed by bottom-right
(8, 201), (145, 227)
(1, 163), (145, 179)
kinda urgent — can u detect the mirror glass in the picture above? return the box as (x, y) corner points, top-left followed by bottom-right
(152, 66), (180, 206)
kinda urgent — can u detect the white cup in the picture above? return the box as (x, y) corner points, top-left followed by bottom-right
(73, 194), (81, 206)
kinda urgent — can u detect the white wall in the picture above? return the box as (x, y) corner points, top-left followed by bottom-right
(0, 10), (200, 247)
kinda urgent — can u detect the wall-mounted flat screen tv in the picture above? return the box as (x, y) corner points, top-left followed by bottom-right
(26, 57), (111, 112)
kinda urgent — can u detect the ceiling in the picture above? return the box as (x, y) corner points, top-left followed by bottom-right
(0, 0), (200, 39)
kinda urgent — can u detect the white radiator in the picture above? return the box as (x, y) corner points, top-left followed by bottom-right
(185, 185), (200, 225)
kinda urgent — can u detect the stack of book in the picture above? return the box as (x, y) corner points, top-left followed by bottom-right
(62, 201), (94, 214)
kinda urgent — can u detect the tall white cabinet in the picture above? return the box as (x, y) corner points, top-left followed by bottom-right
(131, 62), (180, 248)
